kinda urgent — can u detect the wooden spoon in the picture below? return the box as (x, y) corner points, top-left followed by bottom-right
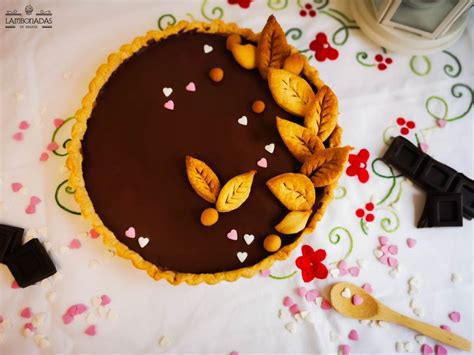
(330, 282), (471, 351)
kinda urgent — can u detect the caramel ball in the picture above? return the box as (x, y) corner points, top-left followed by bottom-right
(209, 67), (224, 82)
(200, 208), (219, 226)
(252, 100), (266, 114)
(263, 234), (281, 252)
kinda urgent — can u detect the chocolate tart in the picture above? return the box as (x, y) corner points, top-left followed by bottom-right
(67, 18), (347, 285)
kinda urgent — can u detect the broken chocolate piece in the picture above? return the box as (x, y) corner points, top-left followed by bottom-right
(417, 192), (463, 228)
(382, 136), (427, 179)
(417, 159), (458, 193)
(449, 174), (474, 220)
(5, 238), (56, 287)
(0, 224), (24, 262)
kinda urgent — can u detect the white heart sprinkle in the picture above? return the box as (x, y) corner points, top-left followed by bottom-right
(374, 249), (383, 258)
(341, 287), (351, 298)
(32, 313), (46, 328)
(300, 311), (310, 320)
(86, 313), (96, 325)
(37, 337), (50, 349)
(278, 309), (287, 320)
(329, 268), (339, 278)
(404, 341), (413, 352)
(159, 335), (171, 347)
(162, 87), (173, 97)
(294, 313), (303, 322)
(237, 116), (248, 126)
(138, 237), (149, 248)
(285, 322), (297, 334)
(314, 297), (323, 307)
(415, 335), (426, 345)
(91, 296), (102, 308)
(451, 273), (462, 284)
(203, 44), (213, 53)
(22, 328), (33, 338)
(357, 258), (368, 268)
(237, 252), (248, 263)
(329, 330), (339, 342)
(265, 143), (275, 154)
(243, 234), (255, 245)
(395, 341), (404, 353)
(389, 268), (399, 278)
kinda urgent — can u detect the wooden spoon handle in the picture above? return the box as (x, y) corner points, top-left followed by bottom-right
(383, 309), (471, 351)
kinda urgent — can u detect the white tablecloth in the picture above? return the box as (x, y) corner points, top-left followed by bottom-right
(1, 0), (473, 354)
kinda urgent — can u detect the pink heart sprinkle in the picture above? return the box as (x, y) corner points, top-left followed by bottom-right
(24, 322), (36, 331)
(407, 238), (417, 248)
(39, 152), (49, 161)
(11, 280), (19, 289)
(283, 296), (294, 307)
(435, 344), (447, 355)
(69, 239), (81, 249)
(379, 255), (389, 266)
(164, 100), (174, 110)
(378, 236), (389, 246)
(440, 324), (451, 331)
(85, 325), (96, 336)
(348, 267), (360, 277)
(30, 196), (41, 205)
(381, 245), (389, 253)
(100, 294), (111, 306)
(62, 314), (74, 325)
(25, 204), (36, 214)
(338, 268), (348, 277)
(420, 143), (429, 153)
(362, 283), (373, 293)
(89, 229), (99, 239)
(66, 305), (78, 317)
(305, 289), (319, 302)
(296, 287), (307, 297)
(388, 245), (398, 255)
(289, 304), (300, 315)
(321, 299), (331, 310)
(448, 311), (460, 323)
(352, 294), (363, 306)
(185, 82), (196, 92)
(12, 132), (24, 141)
(11, 182), (23, 192)
(437, 119), (447, 128)
(260, 269), (270, 277)
(348, 329), (359, 341)
(422, 344), (433, 355)
(54, 118), (64, 128)
(46, 142), (59, 151)
(19, 121), (30, 130)
(337, 260), (348, 270)
(388, 257), (398, 267)
(20, 307), (32, 318)
(257, 158), (267, 168)
(227, 229), (238, 241)
(339, 344), (351, 355)
(125, 227), (136, 239)
(75, 304), (88, 315)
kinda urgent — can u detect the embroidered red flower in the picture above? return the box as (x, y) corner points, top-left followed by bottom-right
(309, 33), (339, 62)
(396, 117), (415, 135)
(346, 148), (370, 183)
(296, 245), (328, 282)
(375, 54), (393, 71)
(227, 0), (253, 9)
(356, 202), (375, 222)
(300, 3), (317, 17)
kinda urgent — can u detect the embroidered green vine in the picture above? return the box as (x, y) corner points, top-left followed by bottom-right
(360, 218), (369, 236)
(51, 117), (75, 157)
(157, 14), (176, 31)
(269, 270), (297, 280)
(425, 83), (473, 122)
(371, 158), (403, 206)
(334, 186), (347, 199)
(328, 226), (353, 261)
(376, 207), (400, 233)
(409, 55), (431, 76)
(356, 52), (376, 67)
(285, 28), (303, 41)
(55, 179), (81, 215)
(200, 0), (224, 21)
(267, 0), (289, 10)
(442, 50), (462, 78)
(320, 9), (359, 46)
(186, 13), (197, 22)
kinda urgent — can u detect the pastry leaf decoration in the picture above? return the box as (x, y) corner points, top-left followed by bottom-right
(216, 170), (257, 212)
(266, 173), (315, 211)
(257, 15), (291, 80)
(275, 210), (312, 234)
(185, 156), (221, 203)
(268, 69), (314, 117)
(300, 147), (352, 188)
(304, 86), (338, 142)
(283, 53), (305, 76)
(276, 117), (324, 163)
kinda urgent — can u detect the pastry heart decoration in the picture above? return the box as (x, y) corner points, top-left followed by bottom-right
(185, 156), (257, 226)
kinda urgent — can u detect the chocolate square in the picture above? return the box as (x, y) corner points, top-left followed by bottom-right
(4, 238), (56, 288)
(449, 174), (474, 219)
(0, 224), (24, 262)
(382, 136), (427, 178)
(417, 159), (458, 192)
(417, 192), (463, 228)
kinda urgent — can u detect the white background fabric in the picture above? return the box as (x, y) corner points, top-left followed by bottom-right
(0, 0), (473, 354)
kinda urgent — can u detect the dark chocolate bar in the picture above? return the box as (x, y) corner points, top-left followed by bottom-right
(0, 224), (24, 262)
(449, 174), (474, 220)
(417, 158), (458, 193)
(5, 238), (56, 288)
(382, 136), (427, 179)
(417, 192), (463, 228)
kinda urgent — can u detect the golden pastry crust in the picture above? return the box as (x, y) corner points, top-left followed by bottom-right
(67, 19), (341, 285)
